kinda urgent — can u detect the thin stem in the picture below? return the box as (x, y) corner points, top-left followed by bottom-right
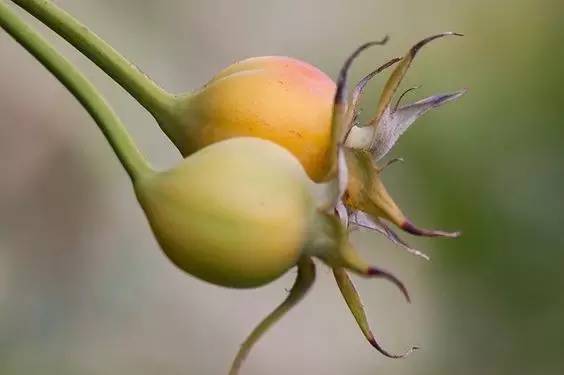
(0, 0), (152, 181)
(229, 257), (316, 375)
(11, 0), (177, 124)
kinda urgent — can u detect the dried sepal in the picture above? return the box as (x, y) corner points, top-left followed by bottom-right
(350, 58), (402, 115)
(401, 220), (461, 238)
(345, 57), (401, 132)
(344, 148), (461, 238)
(333, 267), (418, 358)
(344, 32), (464, 153)
(319, 38), (392, 209)
(349, 210), (430, 260)
(344, 148), (407, 226)
(371, 89), (466, 160)
(325, 36), (390, 179)
(308, 212), (408, 299)
(229, 257), (316, 375)
(367, 32), (463, 134)
(313, 205), (416, 357)
(296, 34), (464, 367)
(339, 242), (409, 299)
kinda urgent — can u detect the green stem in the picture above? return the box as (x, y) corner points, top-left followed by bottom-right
(0, 0), (152, 181)
(11, 0), (178, 126)
(230, 257), (316, 375)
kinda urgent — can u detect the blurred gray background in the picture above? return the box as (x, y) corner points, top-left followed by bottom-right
(1, 0), (563, 374)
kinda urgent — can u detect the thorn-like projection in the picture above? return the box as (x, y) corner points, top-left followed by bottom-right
(401, 220), (462, 238)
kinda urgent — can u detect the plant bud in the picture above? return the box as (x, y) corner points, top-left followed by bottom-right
(171, 56), (336, 181)
(164, 34), (465, 246)
(134, 137), (316, 288)
(0, 4), (468, 370)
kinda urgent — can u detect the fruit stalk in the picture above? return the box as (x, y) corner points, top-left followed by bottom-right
(10, 0), (178, 136)
(229, 257), (316, 375)
(0, 0), (152, 181)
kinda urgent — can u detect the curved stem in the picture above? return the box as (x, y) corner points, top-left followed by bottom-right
(229, 257), (316, 375)
(11, 0), (177, 124)
(0, 0), (152, 181)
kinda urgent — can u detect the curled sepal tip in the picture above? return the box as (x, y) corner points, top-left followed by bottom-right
(366, 265), (411, 303)
(361, 31), (463, 150)
(369, 31), (464, 125)
(351, 58), (401, 111)
(334, 240), (411, 302)
(229, 257), (316, 375)
(333, 267), (418, 358)
(326, 36), (390, 179)
(410, 32), (464, 56)
(346, 57), (401, 131)
(401, 220), (462, 238)
(369, 339), (420, 359)
(334, 35), (390, 114)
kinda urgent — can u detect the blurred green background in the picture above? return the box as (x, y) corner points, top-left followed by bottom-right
(1, 0), (563, 374)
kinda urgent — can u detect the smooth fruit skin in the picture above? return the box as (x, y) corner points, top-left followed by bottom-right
(175, 56), (336, 181)
(134, 138), (315, 288)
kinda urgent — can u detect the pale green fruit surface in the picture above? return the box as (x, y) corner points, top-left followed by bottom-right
(135, 137), (315, 288)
